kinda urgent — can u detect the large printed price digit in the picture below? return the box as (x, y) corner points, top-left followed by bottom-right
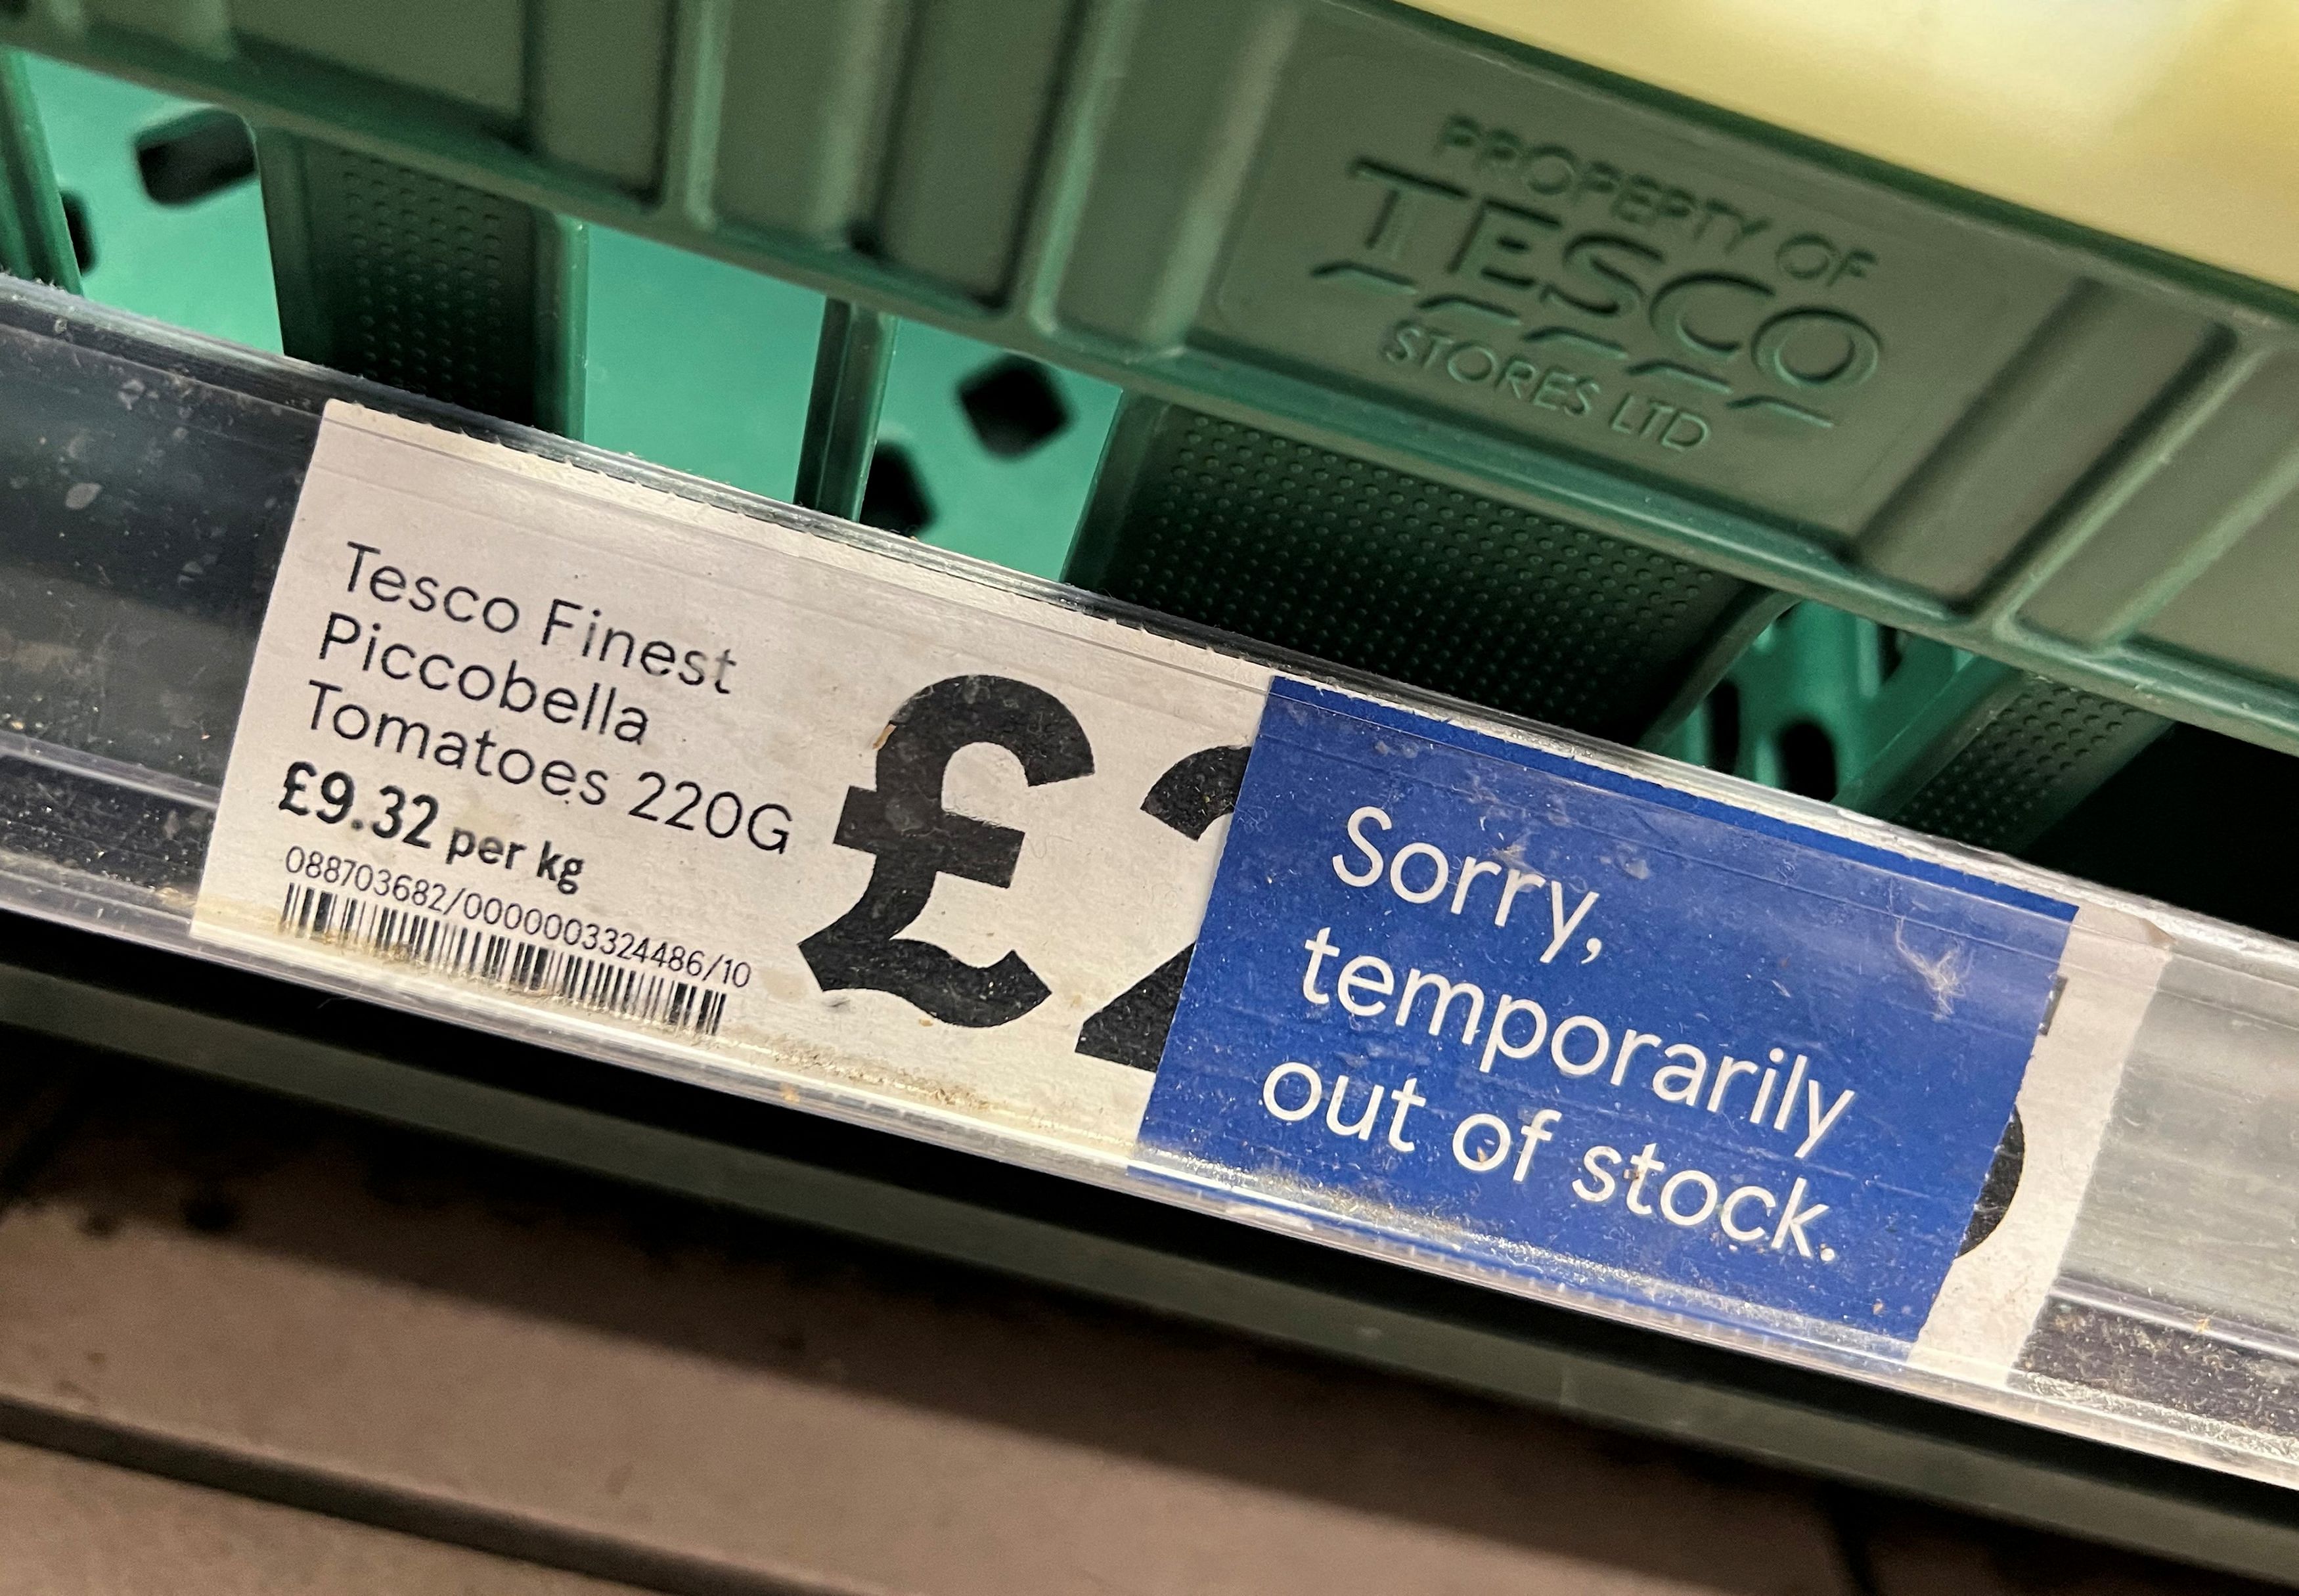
(1075, 745), (1249, 1071)
(800, 675), (1093, 1026)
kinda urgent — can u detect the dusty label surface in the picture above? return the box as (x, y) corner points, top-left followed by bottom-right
(194, 404), (1268, 1155)
(1139, 682), (2078, 1335)
(197, 403), (2126, 1357)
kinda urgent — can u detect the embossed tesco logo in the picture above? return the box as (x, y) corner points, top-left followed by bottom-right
(1314, 114), (1888, 432)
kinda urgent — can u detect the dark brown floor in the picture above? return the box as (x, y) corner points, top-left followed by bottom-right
(0, 1048), (2271, 1595)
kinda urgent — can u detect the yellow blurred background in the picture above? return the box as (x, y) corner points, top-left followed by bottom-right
(1419, 0), (2299, 292)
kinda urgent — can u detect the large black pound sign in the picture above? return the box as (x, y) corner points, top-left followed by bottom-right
(800, 675), (1093, 1027)
(1074, 743), (1250, 1071)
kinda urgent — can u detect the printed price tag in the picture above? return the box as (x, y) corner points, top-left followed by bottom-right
(194, 404), (1268, 1157)
(195, 401), (2147, 1361)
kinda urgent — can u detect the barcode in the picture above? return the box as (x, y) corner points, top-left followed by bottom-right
(279, 884), (728, 1038)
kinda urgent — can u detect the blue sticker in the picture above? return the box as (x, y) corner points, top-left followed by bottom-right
(1138, 680), (2074, 1336)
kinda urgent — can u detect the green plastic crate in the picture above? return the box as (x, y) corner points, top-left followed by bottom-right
(1, 2), (2289, 740)
(0, 1), (2290, 900)
(12, 52), (1117, 582)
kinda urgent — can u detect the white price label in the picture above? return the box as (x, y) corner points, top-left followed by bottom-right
(192, 403), (2152, 1381)
(194, 404), (1267, 1157)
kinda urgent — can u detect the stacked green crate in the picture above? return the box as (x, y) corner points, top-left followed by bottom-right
(16, 55), (1115, 583)
(6, 10), (2296, 941)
